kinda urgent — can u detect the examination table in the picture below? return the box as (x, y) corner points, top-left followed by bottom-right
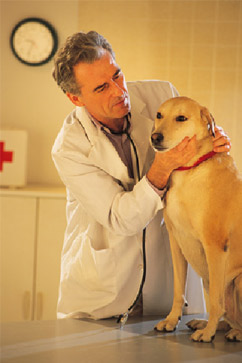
(1, 314), (241, 362)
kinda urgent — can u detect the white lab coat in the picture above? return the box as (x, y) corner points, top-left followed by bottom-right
(52, 80), (205, 319)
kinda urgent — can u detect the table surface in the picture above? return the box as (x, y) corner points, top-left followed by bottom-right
(1, 315), (242, 363)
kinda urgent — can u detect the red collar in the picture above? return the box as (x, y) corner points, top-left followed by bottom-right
(176, 151), (216, 171)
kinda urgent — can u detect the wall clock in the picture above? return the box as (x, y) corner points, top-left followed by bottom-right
(10, 17), (58, 66)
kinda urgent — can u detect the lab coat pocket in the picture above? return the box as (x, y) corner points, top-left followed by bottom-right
(68, 232), (117, 296)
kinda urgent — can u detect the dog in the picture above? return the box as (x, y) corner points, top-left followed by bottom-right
(151, 96), (242, 342)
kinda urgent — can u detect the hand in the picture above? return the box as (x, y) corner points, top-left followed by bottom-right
(147, 135), (198, 189)
(213, 125), (231, 153)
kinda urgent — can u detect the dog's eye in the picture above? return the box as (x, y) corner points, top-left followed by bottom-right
(156, 112), (162, 119)
(176, 115), (188, 122)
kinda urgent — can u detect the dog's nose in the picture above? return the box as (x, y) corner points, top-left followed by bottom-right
(151, 133), (164, 146)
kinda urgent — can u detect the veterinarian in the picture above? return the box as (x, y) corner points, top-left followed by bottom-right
(52, 31), (231, 320)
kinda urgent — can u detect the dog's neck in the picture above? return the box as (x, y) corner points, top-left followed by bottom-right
(176, 137), (216, 171)
(176, 150), (216, 171)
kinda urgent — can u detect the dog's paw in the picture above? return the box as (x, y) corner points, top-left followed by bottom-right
(186, 319), (207, 331)
(191, 328), (215, 343)
(154, 317), (180, 332)
(225, 329), (242, 342)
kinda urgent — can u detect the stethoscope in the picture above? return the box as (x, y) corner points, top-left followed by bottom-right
(116, 115), (147, 328)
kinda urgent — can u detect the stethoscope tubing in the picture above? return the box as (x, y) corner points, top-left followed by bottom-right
(117, 129), (147, 325)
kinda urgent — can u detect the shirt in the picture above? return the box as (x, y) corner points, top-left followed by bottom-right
(88, 112), (167, 197)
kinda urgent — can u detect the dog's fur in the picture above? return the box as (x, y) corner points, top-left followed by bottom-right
(151, 96), (242, 342)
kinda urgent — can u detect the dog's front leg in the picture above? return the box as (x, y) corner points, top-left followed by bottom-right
(191, 243), (227, 342)
(155, 230), (188, 332)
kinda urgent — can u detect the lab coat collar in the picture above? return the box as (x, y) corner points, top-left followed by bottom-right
(128, 94), (154, 179)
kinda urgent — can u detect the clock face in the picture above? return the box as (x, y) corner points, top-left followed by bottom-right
(10, 18), (58, 66)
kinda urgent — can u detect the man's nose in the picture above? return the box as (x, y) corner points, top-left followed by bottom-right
(111, 81), (124, 97)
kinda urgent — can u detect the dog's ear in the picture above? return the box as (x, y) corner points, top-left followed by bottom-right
(201, 107), (216, 137)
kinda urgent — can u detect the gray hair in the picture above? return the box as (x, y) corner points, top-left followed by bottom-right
(53, 31), (115, 95)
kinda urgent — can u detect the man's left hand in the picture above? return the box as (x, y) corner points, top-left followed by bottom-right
(213, 125), (231, 153)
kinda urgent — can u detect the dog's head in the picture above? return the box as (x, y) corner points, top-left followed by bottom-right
(151, 96), (215, 152)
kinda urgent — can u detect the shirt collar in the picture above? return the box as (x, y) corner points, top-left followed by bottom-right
(86, 109), (131, 135)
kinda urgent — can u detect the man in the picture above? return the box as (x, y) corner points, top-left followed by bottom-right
(52, 31), (230, 320)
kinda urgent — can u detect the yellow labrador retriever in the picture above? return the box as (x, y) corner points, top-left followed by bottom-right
(151, 96), (242, 342)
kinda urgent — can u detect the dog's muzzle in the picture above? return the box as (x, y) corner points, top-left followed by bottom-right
(151, 133), (165, 150)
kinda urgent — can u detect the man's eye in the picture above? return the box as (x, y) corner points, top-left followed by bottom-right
(95, 84), (107, 93)
(176, 115), (188, 122)
(113, 72), (121, 80)
(97, 86), (105, 93)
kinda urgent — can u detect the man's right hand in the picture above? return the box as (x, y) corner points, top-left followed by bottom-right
(146, 135), (198, 190)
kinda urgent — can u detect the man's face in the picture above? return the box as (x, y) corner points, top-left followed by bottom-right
(68, 50), (130, 126)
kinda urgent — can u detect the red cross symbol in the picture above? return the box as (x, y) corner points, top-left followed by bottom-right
(0, 141), (14, 172)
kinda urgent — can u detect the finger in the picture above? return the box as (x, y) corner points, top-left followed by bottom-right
(176, 135), (196, 152)
(213, 143), (231, 153)
(214, 129), (226, 140)
(182, 135), (197, 154)
(213, 135), (231, 149)
(189, 134), (198, 144)
(176, 137), (190, 151)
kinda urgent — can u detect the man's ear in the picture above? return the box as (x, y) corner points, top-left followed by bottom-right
(66, 92), (84, 107)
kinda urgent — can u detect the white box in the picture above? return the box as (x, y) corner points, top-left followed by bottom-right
(0, 130), (28, 187)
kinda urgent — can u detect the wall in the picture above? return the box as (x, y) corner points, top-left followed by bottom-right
(0, 0), (79, 185)
(1, 0), (242, 186)
(78, 0), (242, 170)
